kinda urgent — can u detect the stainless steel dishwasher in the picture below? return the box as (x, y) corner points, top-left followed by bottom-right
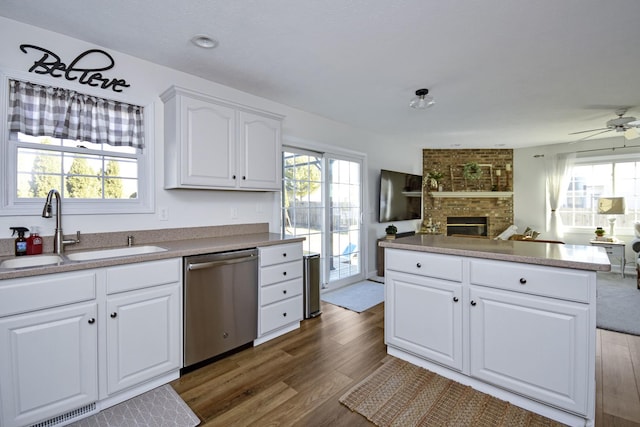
(183, 248), (258, 368)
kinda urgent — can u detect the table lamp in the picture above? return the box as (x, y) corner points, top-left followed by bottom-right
(597, 197), (625, 237)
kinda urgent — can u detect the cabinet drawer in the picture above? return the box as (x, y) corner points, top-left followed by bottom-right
(385, 249), (463, 282)
(106, 258), (181, 294)
(259, 243), (303, 267)
(261, 260), (303, 287)
(0, 271), (97, 317)
(261, 278), (302, 306)
(260, 295), (303, 334)
(469, 259), (591, 303)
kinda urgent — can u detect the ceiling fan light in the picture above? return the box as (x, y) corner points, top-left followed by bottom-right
(625, 127), (640, 140)
(409, 88), (435, 109)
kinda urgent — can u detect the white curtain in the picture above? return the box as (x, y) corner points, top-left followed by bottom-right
(544, 153), (575, 241)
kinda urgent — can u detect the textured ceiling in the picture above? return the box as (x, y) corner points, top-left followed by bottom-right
(2, 0), (640, 149)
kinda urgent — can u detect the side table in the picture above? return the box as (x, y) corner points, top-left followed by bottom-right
(590, 239), (625, 278)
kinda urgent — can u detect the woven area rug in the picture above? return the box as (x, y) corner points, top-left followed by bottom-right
(340, 357), (565, 427)
(69, 385), (200, 427)
(596, 271), (640, 336)
(321, 280), (384, 312)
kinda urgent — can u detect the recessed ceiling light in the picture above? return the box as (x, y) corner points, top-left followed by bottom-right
(191, 34), (218, 49)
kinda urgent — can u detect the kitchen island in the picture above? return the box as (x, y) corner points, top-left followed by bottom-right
(379, 234), (610, 427)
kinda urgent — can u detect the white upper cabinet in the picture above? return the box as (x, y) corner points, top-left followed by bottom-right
(162, 86), (284, 191)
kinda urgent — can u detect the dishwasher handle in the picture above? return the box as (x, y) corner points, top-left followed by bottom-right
(187, 255), (256, 271)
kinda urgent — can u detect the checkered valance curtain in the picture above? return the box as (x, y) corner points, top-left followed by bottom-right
(7, 79), (144, 149)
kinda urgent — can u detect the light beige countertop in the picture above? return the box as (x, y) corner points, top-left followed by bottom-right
(0, 223), (303, 280)
(379, 234), (611, 272)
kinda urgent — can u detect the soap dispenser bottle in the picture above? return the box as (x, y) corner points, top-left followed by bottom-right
(10, 227), (29, 256)
(27, 226), (43, 255)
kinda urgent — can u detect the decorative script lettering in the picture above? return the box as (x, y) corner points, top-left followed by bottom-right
(19, 44), (130, 92)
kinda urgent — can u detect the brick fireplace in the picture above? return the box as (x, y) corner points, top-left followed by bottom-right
(422, 149), (513, 238)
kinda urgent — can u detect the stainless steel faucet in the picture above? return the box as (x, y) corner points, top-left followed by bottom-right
(42, 189), (80, 254)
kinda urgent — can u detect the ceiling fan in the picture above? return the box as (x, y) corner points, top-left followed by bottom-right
(570, 108), (640, 142)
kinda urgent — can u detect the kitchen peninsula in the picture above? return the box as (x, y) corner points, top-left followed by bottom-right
(379, 234), (610, 427)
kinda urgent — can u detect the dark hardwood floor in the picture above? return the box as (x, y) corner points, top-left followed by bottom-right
(172, 301), (640, 426)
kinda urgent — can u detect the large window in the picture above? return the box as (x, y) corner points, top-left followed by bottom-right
(1, 77), (153, 215)
(559, 155), (640, 231)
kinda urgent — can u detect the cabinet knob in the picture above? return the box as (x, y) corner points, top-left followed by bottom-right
(283, 271), (287, 276)
(242, 176), (246, 180)
(232, 175), (237, 179)
(416, 262), (422, 268)
(283, 312), (287, 317)
(110, 312), (117, 318)
(283, 253), (287, 257)
(453, 297), (459, 302)
(470, 300), (477, 306)
(88, 318), (95, 324)
(283, 290), (287, 294)
(223, 332), (229, 339)
(519, 278), (527, 284)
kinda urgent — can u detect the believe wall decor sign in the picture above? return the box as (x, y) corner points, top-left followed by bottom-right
(19, 44), (130, 92)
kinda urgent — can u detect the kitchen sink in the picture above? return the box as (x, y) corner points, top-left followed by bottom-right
(66, 245), (168, 261)
(0, 255), (64, 269)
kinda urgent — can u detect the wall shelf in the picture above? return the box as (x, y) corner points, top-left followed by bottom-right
(429, 191), (513, 199)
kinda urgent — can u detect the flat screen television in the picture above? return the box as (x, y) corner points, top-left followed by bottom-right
(378, 169), (422, 222)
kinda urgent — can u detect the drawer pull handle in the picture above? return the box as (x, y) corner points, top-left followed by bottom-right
(283, 290), (287, 294)
(519, 278), (527, 284)
(416, 262), (422, 268)
(470, 300), (477, 306)
(453, 297), (459, 302)
(283, 312), (287, 317)
(88, 318), (96, 324)
(110, 312), (117, 318)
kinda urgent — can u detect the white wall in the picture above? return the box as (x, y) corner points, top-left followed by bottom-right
(0, 17), (423, 278)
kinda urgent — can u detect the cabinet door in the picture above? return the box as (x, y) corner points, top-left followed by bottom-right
(238, 111), (281, 190)
(106, 283), (181, 395)
(469, 287), (590, 415)
(385, 271), (463, 370)
(180, 96), (236, 187)
(0, 303), (98, 427)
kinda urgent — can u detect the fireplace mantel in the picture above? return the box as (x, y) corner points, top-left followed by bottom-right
(429, 191), (513, 199)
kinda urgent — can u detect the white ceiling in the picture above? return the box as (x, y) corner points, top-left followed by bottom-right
(2, 0), (640, 149)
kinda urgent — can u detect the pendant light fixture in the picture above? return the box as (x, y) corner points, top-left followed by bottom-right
(409, 88), (435, 109)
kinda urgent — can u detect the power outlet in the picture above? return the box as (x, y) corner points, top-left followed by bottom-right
(159, 207), (168, 221)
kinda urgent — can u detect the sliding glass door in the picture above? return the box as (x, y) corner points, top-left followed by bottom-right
(282, 148), (363, 289)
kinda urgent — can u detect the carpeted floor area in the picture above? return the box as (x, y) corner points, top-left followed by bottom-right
(321, 280), (384, 312)
(596, 271), (640, 336)
(340, 356), (565, 427)
(69, 385), (200, 427)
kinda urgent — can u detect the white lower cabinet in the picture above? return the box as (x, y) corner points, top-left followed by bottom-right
(256, 242), (303, 344)
(0, 270), (99, 427)
(104, 259), (181, 396)
(469, 286), (590, 414)
(386, 270), (462, 370)
(106, 283), (181, 395)
(385, 248), (596, 426)
(0, 258), (182, 427)
(0, 302), (98, 427)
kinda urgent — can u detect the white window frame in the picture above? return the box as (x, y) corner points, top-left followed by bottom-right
(0, 72), (154, 216)
(559, 151), (640, 234)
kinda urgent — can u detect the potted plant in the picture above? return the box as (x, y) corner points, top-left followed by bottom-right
(385, 224), (397, 240)
(595, 227), (605, 240)
(427, 170), (444, 190)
